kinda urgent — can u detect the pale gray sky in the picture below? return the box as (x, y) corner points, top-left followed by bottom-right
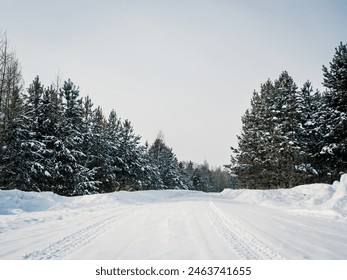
(1, 0), (347, 167)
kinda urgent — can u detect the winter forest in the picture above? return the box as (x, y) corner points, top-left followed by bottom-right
(0, 30), (346, 196)
(0, 31), (235, 196)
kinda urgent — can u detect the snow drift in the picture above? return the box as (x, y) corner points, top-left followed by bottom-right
(1, 174), (346, 219)
(0, 189), (194, 215)
(221, 173), (347, 218)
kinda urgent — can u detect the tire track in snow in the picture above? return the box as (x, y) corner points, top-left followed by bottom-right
(23, 206), (138, 260)
(208, 201), (284, 260)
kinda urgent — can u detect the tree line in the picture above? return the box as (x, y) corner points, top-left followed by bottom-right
(229, 42), (347, 189)
(0, 32), (234, 195)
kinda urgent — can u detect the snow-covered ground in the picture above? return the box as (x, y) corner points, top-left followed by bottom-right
(1, 175), (346, 260)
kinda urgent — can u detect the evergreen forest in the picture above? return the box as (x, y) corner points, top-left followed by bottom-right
(0, 32), (234, 195)
(1, 31), (346, 194)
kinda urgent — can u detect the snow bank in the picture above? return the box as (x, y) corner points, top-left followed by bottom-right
(0, 190), (65, 214)
(1, 175), (346, 219)
(221, 174), (347, 218)
(0, 189), (198, 215)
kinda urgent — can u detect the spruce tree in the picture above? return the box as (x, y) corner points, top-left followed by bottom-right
(232, 72), (308, 189)
(320, 42), (347, 181)
(102, 109), (123, 192)
(270, 71), (302, 187)
(54, 80), (98, 195)
(148, 135), (187, 189)
(231, 83), (277, 189)
(0, 96), (30, 190)
(21, 77), (51, 191)
(296, 81), (322, 182)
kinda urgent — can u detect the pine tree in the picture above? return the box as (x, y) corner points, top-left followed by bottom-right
(54, 80), (98, 195)
(20, 76), (52, 191)
(115, 119), (162, 190)
(232, 72), (308, 189)
(0, 96), (30, 190)
(133, 143), (163, 190)
(191, 168), (206, 191)
(231, 83), (276, 189)
(270, 71), (302, 187)
(296, 81), (322, 182)
(178, 161), (193, 190)
(320, 42), (347, 181)
(148, 135), (187, 189)
(116, 119), (141, 189)
(78, 103), (105, 192)
(101, 109), (123, 192)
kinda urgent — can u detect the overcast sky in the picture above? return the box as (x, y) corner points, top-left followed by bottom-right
(1, 0), (347, 167)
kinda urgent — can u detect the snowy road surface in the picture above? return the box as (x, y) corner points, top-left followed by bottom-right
(1, 187), (346, 260)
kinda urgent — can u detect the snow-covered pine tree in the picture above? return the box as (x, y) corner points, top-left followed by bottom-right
(101, 109), (123, 192)
(231, 82), (277, 189)
(82, 103), (109, 192)
(3, 77), (57, 192)
(178, 161), (193, 190)
(148, 135), (187, 189)
(54, 80), (98, 195)
(19, 76), (53, 191)
(184, 161), (195, 179)
(320, 42), (347, 181)
(191, 168), (207, 191)
(37, 84), (65, 191)
(133, 143), (163, 190)
(232, 72), (308, 189)
(0, 90), (29, 190)
(115, 119), (140, 190)
(114, 119), (160, 190)
(296, 81), (323, 182)
(270, 71), (303, 188)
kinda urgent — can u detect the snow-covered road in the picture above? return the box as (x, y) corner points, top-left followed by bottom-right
(1, 187), (346, 260)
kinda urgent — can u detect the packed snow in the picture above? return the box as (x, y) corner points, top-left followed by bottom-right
(0, 174), (346, 260)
